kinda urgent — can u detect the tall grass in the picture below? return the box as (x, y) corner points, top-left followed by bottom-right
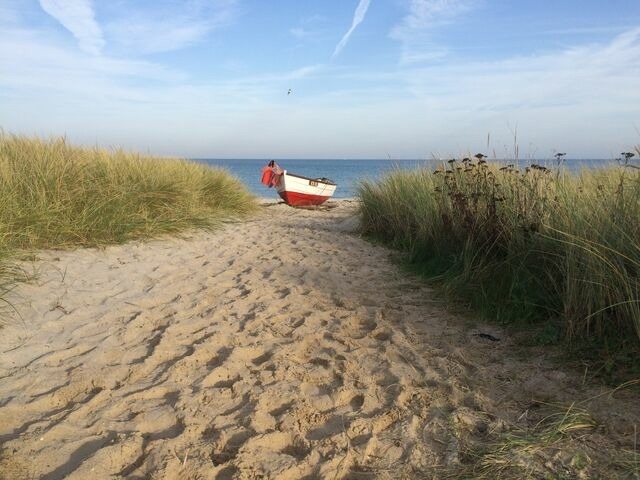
(359, 154), (640, 363)
(0, 133), (256, 250)
(0, 133), (257, 321)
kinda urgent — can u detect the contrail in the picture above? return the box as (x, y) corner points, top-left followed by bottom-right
(332, 0), (371, 58)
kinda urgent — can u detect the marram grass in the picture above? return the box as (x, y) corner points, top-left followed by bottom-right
(0, 133), (257, 250)
(358, 156), (640, 366)
(0, 134), (257, 321)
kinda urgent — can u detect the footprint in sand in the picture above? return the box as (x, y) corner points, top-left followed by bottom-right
(276, 287), (291, 299)
(251, 350), (273, 366)
(210, 428), (255, 466)
(206, 346), (233, 369)
(288, 317), (305, 329)
(343, 314), (377, 339)
(350, 393), (365, 411)
(269, 401), (294, 419)
(235, 431), (311, 475)
(371, 328), (392, 342)
(212, 376), (241, 389)
(308, 357), (330, 369)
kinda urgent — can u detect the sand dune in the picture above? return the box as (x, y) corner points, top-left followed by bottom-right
(0, 200), (637, 479)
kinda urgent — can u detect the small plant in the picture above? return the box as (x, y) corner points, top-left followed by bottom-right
(554, 152), (567, 167)
(449, 403), (598, 479)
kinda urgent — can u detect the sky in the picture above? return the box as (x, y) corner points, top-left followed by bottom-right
(1, 0), (639, 159)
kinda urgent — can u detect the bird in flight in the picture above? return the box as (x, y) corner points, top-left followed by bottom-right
(287, 89), (292, 95)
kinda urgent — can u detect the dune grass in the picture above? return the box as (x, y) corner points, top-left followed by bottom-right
(0, 134), (257, 250)
(0, 133), (257, 319)
(358, 154), (640, 372)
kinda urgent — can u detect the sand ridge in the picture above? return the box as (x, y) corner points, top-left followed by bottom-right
(0, 200), (638, 479)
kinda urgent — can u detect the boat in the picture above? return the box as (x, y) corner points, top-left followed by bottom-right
(276, 171), (337, 206)
(261, 161), (337, 206)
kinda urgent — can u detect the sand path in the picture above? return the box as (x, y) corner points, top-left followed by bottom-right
(0, 201), (638, 479)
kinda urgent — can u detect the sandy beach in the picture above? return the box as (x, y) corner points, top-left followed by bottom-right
(0, 200), (638, 479)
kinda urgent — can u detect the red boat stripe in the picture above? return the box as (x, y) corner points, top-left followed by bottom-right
(278, 191), (330, 206)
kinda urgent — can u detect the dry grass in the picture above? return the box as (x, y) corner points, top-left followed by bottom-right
(617, 448), (640, 479)
(0, 133), (258, 322)
(471, 405), (595, 477)
(448, 402), (613, 479)
(358, 154), (640, 371)
(0, 133), (257, 250)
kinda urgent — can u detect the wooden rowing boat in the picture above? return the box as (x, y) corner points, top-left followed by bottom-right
(261, 161), (337, 206)
(276, 170), (336, 206)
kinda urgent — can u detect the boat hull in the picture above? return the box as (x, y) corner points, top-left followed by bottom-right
(276, 171), (336, 206)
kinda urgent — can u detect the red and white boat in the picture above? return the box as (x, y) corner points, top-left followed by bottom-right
(276, 170), (337, 206)
(261, 161), (337, 206)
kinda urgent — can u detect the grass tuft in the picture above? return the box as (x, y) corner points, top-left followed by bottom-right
(358, 157), (640, 369)
(450, 403), (599, 479)
(617, 448), (640, 479)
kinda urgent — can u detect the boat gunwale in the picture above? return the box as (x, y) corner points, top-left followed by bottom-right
(283, 170), (336, 186)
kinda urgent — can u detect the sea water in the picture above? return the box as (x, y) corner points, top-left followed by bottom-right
(193, 158), (616, 199)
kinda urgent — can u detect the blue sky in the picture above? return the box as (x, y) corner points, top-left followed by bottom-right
(1, 0), (639, 159)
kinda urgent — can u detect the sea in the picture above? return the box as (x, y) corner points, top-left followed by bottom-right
(193, 158), (617, 199)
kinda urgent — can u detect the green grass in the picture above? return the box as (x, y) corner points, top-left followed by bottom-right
(0, 133), (257, 320)
(358, 154), (640, 368)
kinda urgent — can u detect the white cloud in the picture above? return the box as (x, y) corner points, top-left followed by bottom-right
(390, 0), (474, 65)
(104, 0), (237, 54)
(39, 0), (104, 55)
(0, 26), (187, 101)
(333, 0), (371, 58)
(391, 0), (472, 33)
(106, 19), (209, 54)
(390, 28), (640, 155)
(400, 28), (640, 113)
